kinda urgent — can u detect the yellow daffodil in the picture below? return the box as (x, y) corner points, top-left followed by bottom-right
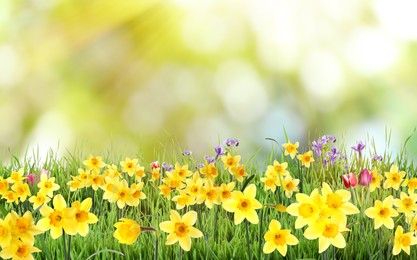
(87, 171), (104, 191)
(197, 180), (220, 209)
(11, 182), (31, 203)
(150, 168), (161, 182)
(7, 168), (26, 184)
(297, 151), (314, 168)
(200, 162), (218, 181)
(0, 239), (41, 260)
(269, 161), (289, 177)
(393, 192), (417, 219)
(133, 165), (146, 180)
(129, 182), (147, 207)
(275, 204), (287, 213)
(221, 153), (241, 170)
(321, 183), (359, 226)
(159, 210), (203, 251)
(29, 192), (51, 210)
(185, 173), (204, 199)
(83, 154), (106, 172)
(0, 177), (8, 195)
(114, 218), (141, 245)
(0, 214), (12, 248)
(402, 178), (417, 194)
(71, 198), (98, 237)
(263, 219), (298, 256)
(393, 225), (417, 255)
(222, 184), (262, 225)
(282, 176), (300, 198)
(3, 191), (19, 204)
(164, 172), (186, 190)
(106, 164), (122, 179)
(120, 157), (139, 177)
(77, 168), (91, 187)
(158, 184), (172, 200)
(101, 176), (118, 201)
(286, 189), (325, 229)
(37, 194), (77, 239)
(365, 195), (399, 229)
(384, 164), (406, 190)
(230, 164), (248, 183)
(112, 179), (134, 209)
(219, 182), (235, 203)
(304, 218), (349, 253)
(282, 140), (299, 159)
(37, 174), (60, 198)
(10, 211), (43, 244)
(172, 163), (193, 181)
(172, 191), (196, 210)
(67, 176), (84, 192)
(260, 172), (280, 192)
(369, 168), (383, 192)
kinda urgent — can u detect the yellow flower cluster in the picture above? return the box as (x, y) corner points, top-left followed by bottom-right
(286, 182), (359, 253)
(0, 211), (43, 259)
(260, 160), (299, 198)
(1, 169), (32, 205)
(365, 164), (417, 256)
(37, 195), (98, 239)
(67, 155), (147, 209)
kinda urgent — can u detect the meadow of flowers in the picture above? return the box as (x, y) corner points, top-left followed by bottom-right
(1, 134), (417, 259)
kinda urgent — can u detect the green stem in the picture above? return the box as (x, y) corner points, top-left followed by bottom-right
(244, 220), (252, 260)
(62, 232), (68, 260)
(154, 231), (158, 260)
(378, 228), (383, 260)
(178, 245), (182, 260)
(359, 221), (372, 259)
(67, 234), (71, 260)
(214, 204), (219, 242)
(332, 245), (335, 260)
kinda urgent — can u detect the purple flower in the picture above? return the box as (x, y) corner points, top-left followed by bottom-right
(323, 158), (329, 166)
(351, 141), (366, 157)
(195, 163), (204, 169)
(162, 162), (173, 172)
(328, 146), (340, 164)
(182, 150), (192, 156)
(225, 138), (239, 147)
(373, 155), (383, 161)
(322, 135), (336, 143)
(204, 156), (216, 164)
(312, 139), (325, 156)
(214, 144), (226, 160)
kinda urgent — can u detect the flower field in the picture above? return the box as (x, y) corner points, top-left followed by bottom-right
(1, 135), (417, 259)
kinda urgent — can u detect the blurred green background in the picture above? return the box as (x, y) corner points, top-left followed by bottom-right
(1, 0), (417, 163)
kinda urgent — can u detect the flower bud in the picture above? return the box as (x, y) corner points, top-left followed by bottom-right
(359, 169), (372, 186)
(342, 172), (357, 188)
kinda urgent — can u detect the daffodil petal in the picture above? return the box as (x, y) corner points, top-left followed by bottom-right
(263, 241), (276, 254)
(179, 236), (191, 252)
(318, 236), (330, 253)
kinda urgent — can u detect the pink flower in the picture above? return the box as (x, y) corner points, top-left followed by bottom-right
(358, 169), (372, 186)
(342, 172), (357, 188)
(26, 173), (38, 185)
